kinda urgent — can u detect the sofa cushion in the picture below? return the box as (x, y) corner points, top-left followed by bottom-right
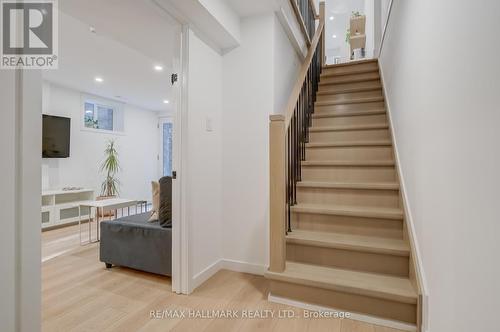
(159, 176), (172, 227)
(148, 181), (159, 221)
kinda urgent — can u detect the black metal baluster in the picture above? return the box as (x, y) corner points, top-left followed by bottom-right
(284, 4), (323, 236)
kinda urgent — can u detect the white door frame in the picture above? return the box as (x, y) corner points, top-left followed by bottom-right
(171, 24), (190, 294)
(1, 70), (42, 332)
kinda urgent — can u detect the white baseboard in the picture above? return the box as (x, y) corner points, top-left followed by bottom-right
(268, 293), (417, 332)
(220, 259), (267, 276)
(191, 259), (267, 292)
(191, 260), (223, 292)
(378, 61), (429, 332)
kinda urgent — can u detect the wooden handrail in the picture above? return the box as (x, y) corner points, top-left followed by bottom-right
(309, 0), (319, 19)
(283, 19), (324, 130)
(290, 0), (312, 46)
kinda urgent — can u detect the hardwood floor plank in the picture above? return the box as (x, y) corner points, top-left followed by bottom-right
(42, 225), (405, 332)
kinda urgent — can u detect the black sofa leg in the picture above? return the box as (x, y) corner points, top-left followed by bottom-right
(105, 263), (112, 269)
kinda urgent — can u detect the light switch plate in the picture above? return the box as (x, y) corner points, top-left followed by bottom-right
(206, 117), (213, 132)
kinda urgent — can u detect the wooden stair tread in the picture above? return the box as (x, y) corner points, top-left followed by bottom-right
(266, 262), (417, 304)
(312, 109), (386, 118)
(287, 230), (409, 256)
(321, 68), (379, 78)
(309, 123), (388, 132)
(322, 59), (378, 69)
(306, 140), (392, 148)
(318, 85), (382, 95)
(316, 96), (384, 106)
(291, 203), (403, 220)
(319, 75), (380, 86)
(302, 160), (395, 166)
(297, 181), (399, 190)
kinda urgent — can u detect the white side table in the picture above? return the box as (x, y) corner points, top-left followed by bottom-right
(78, 198), (138, 245)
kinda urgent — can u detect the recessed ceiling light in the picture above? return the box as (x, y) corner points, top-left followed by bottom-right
(332, 35), (337, 39)
(329, 16), (334, 20)
(163, 100), (169, 104)
(89, 26), (96, 34)
(95, 77), (103, 83)
(154, 65), (164, 72)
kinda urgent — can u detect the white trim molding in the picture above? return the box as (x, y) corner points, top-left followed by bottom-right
(268, 293), (417, 332)
(378, 62), (429, 332)
(191, 259), (267, 292)
(221, 259), (267, 276)
(171, 23), (190, 295)
(378, 0), (394, 58)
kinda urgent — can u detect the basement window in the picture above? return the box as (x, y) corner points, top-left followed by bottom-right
(83, 99), (124, 133)
(84, 102), (114, 131)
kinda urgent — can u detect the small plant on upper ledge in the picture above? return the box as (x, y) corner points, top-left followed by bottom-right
(85, 116), (99, 129)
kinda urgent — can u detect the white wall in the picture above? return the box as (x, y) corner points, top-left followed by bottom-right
(379, 1), (500, 331)
(186, 29), (224, 288)
(221, 14), (274, 271)
(186, 11), (305, 289)
(364, 0), (374, 58)
(42, 82), (159, 201)
(0, 71), (16, 332)
(0, 71), (42, 332)
(274, 15), (302, 115)
(199, 0), (241, 43)
(219, 13), (300, 272)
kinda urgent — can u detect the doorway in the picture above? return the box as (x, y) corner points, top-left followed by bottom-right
(38, 0), (187, 310)
(159, 117), (174, 178)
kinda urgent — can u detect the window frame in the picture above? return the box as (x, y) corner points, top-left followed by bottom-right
(81, 96), (125, 135)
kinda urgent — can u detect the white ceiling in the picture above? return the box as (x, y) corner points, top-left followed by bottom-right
(223, 0), (274, 18)
(324, 0), (365, 59)
(43, 0), (181, 112)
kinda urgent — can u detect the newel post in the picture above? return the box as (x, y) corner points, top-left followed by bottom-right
(269, 115), (286, 273)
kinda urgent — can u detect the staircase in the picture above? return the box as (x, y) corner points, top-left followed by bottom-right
(266, 59), (420, 327)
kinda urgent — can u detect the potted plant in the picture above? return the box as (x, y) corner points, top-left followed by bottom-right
(97, 140), (120, 216)
(100, 139), (120, 197)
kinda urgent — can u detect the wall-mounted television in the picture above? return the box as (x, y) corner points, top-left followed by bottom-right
(42, 115), (71, 158)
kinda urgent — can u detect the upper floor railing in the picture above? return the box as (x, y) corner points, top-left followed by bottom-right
(290, 0), (319, 45)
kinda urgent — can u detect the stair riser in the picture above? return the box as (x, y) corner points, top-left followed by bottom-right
(312, 113), (387, 127)
(309, 128), (390, 142)
(315, 101), (385, 113)
(269, 281), (417, 324)
(306, 146), (393, 161)
(316, 90), (383, 103)
(322, 62), (379, 76)
(318, 80), (382, 95)
(320, 72), (380, 85)
(292, 213), (404, 239)
(301, 166), (397, 182)
(296, 187), (400, 208)
(287, 244), (409, 277)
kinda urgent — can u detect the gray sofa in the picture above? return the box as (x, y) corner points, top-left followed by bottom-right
(99, 212), (172, 276)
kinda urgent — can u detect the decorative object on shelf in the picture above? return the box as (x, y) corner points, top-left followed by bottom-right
(348, 12), (366, 60)
(62, 186), (84, 191)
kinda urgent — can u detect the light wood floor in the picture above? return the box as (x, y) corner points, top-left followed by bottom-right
(42, 227), (404, 332)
